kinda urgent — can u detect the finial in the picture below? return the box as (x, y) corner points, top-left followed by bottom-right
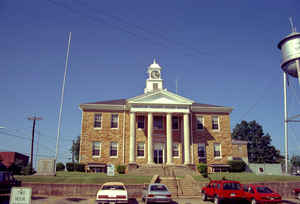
(153, 58), (157, 64)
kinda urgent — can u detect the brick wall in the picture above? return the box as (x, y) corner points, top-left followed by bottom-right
(80, 110), (234, 170)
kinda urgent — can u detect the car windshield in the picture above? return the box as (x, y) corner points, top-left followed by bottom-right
(150, 185), (167, 191)
(223, 182), (241, 190)
(102, 185), (125, 190)
(256, 186), (273, 193)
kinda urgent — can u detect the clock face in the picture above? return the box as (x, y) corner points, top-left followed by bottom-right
(151, 71), (160, 79)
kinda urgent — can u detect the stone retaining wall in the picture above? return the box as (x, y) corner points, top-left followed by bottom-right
(22, 181), (300, 198)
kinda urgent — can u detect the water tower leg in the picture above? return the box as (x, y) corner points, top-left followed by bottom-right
(283, 72), (289, 174)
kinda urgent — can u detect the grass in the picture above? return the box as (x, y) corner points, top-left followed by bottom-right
(15, 171), (152, 185)
(193, 172), (300, 183)
(15, 171), (300, 185)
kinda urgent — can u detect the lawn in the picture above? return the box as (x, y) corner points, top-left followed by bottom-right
(15, 171), (152, 184)
(193, 172), (300, 183)
(15, 171), (300, 185)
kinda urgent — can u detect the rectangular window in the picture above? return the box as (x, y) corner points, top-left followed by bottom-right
(173, 143), (179, 157)
(137, 142), (145, 157)
(172, 116), (179, 130)
(214, 143), (221, 158)
(137, 116), (145, 129)
(153, 83), (158, 90)
(212, 116), (219, 130)
(110, 142), (118, 157)
(196, 116), (204, 130)
(111, 114), (119, 128)
(198, 143), (206, 158)
(153, 116), (163, 129)
(94, 114), (102, 128)
(92, 142), (101, 157)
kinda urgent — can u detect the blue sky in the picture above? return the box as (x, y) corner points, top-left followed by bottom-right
(1, 0), (300, 166)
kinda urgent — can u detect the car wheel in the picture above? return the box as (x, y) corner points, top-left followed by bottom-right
(201, 192), (207, 201)
(251, 198), (257, 204)
(297, 193), (300, 200)
(214, 196), (220, 204)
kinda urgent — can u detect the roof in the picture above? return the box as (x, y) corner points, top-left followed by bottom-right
(192, 103), (223, 108)
(84, 99), (127, 105)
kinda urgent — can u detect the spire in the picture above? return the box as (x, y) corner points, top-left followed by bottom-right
(153, 58), (157, 64)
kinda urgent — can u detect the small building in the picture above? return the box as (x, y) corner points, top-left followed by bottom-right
(0, 152), (29, 168)
(79, 60), (247, 173)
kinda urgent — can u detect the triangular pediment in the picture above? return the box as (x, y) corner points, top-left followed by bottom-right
(128, 90), (194, 105)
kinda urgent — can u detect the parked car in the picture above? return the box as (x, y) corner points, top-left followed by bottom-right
(95, 182), (128, 204)
(0, 171), (21, 193)
(243, 184), (281, 204)
(142, 183), (172, 203)
(292, 188), (300, 200)
(201, 180), (244, 204)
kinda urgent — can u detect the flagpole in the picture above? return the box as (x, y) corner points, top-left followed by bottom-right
(55, 32), (72, 174)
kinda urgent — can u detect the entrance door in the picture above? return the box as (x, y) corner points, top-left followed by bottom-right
(153, 143), (164, 164)
(154, 149), (163, 164)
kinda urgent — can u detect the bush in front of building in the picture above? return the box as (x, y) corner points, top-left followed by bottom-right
(228, 160), (247, 172)
(56, 162), (65, 171)
(21, 164), (34, 175)
(66, 162), (85, 172)
(197, 163), (208, 177)
(116, 165), (126, 174)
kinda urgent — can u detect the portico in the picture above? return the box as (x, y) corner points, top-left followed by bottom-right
(128, 91), (194, 166)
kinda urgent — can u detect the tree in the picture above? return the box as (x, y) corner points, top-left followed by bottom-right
(232, 120), (283, 163)
(70, 136), (80, 162)
(291, 155), (300, 167)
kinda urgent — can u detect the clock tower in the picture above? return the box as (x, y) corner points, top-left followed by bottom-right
(144, 59), (164, 93)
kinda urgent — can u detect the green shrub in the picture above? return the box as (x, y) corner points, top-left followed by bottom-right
(66, 163), (85, 172)
(116, 165), (126, 174)
(21, 164), (34, 175)
(56, 162), (65, 171)
(197, 163), (208, 177)
(228, 160), (247, 172)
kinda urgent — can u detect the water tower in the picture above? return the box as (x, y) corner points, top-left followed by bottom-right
(278, 18), (300, 174)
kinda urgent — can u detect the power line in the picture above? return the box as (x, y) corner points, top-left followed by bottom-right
(238, 74), (278, 121)
(46, 0), (207, 58)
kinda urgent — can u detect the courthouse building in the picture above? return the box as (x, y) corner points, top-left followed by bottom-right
(79, 60), (243, 173)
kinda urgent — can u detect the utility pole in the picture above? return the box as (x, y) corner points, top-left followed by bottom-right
(28, 116), (42, 170)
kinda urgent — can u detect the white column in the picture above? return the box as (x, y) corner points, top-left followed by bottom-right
(129, 112), (136, 163)
(147, 112), (154, 164)
(184, 113), (190, 164)
(166, 113), (173, 165)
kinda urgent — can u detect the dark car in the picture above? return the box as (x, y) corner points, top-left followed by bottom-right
(142, 184), (171, 204)
(0, 171), (21, 193)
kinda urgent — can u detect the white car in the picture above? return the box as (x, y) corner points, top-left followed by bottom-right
(96, 182), (128, 204)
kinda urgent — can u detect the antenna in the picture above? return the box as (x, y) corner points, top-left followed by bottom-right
(176, 77), (178, 94)
(289, 17), (296, 33)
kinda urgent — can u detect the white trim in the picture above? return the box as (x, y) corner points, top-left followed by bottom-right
(94, 113), (102, 129)
(197, 143), (206, 159)
(137, 142), (145, 158)
(111, 113), (119, 129)
(172, 143), (180, 158)
(196, 115), (204, 131)
(92, 141), (101, 157)
(212, 115), (220, 131)
(213, 143), (222, 159)
(109, 142), (118, 158)
(191, 106), (233, 113)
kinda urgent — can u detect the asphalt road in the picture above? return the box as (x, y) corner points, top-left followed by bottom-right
(0, 196), (300, 204)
